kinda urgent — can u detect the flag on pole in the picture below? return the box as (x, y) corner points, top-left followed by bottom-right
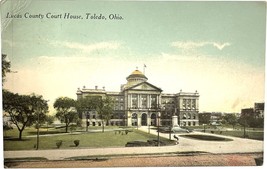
(143, 64), (147, 74)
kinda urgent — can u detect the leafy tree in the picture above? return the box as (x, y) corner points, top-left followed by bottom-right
(2, 54), (11, 84)
(238, 109), (257, 138)
(198, 113), (211, 125)
(76, 96), (100, 131)
(222, 113), (238, 129)
(256, 117), (264, 128)
(2, 90), (48, 139)
(96, 96), (114, 132)
(53, 97), (77, 133)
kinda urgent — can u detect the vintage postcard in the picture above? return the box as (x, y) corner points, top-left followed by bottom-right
(1, 0), (265, 167)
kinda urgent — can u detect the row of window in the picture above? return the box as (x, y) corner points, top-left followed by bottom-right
(87, 121), (124, 126)
(182, 113), (197, 119)
(85, 113), (125, 119)
(131, 94), (157, 109)
(182, 99), (197, 110)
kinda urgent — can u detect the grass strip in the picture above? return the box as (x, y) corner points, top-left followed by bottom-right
(5, 157), (48, 162)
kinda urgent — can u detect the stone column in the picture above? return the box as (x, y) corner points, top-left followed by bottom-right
(139, 95), (141, 108)
(148, 95), (151, 108)
(128, 94), (131, 108)
(147, 95), (149, 108)
(196, 99), (199, 110)
(129, 94), (132, 108)
(137, 113), (141, 127)
(147, 114), (151, 126)
(127, 111), (132, 126)
(157, 95), (159, 108)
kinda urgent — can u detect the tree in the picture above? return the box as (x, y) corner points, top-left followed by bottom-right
(2, 54), (11, 84)
(53, 97), (77, 133)
(2, 90), (48, 140)
(239, 108), (255, 138)
(222, 113), (238, 129)
(96, 96), (114, 133)
(198, 113), (211, 125)
(76, 96), (100, 131)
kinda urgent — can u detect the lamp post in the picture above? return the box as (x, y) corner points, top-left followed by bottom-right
(203, 124), (206, 133)
(157, 112), (161, 146)
(86, 111), (89, 132)
(36, 107), (40, 150)
(137, 117), (139, 130)
(36, 100), (49, 150)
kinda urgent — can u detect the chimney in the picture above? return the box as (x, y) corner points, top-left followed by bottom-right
(95, 86), (98, 90)
(103, 86), (105, 90)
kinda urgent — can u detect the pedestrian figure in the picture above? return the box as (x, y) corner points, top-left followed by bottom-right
(174, 135), (179, 145)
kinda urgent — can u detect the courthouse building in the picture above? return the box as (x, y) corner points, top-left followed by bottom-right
(76, 69), (199, 127)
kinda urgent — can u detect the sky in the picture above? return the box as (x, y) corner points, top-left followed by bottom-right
(1, 0), (266, 114)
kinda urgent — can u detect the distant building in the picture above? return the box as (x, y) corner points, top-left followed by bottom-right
(254, 102), (264, 118)
(76, 69), (200, 127)
(241, 102), (264, 118)
(241, 108), (254, 117)
(199, 112), (223, 125)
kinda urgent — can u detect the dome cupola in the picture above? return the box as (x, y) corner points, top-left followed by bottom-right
(126, 69), (148, 87)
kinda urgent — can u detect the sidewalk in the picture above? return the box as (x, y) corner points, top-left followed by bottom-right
(4, 126), (264, 160)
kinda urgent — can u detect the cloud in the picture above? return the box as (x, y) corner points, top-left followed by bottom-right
(171, 41), (231, 51)
(50, 41), (121, 53)
(4, 44), (264, 114)
(213, 42), (231, 50)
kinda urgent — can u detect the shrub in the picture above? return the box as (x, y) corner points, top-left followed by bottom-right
(74, 140), (80, 147)
(56, 140), (63, 148)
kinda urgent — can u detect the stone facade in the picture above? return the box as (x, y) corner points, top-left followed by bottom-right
(76, 69), (199, 127)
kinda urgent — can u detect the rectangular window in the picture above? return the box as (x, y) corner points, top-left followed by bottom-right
(187, 99), (191, 110)
(151, 95), (157, 109)
(183, 99), (186, 110)
(141, 95), (147, 108)
(192, 99), (196, 109)
(120, 103), (124, 110)
(132, 94), (138, 109)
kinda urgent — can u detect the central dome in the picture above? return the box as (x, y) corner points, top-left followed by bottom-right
(126, 69), (148, 80)
(125, 69), (148, 88)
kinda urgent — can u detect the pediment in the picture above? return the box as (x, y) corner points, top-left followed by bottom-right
(127, 82), (162, 92)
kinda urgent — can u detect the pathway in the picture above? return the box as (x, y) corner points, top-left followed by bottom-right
(4, 126), (263, 160)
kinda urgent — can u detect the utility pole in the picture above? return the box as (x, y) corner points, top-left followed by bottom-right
(36, 108), (40, 150)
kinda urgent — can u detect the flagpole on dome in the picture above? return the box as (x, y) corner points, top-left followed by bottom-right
(143, 64), (147, 75)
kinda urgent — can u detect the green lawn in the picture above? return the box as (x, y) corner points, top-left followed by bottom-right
(209, 130), (264, 140)
(3, 127), (168, 151)
(185, 125), (264, 140)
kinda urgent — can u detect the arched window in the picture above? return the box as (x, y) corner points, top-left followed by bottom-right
(182, 113), (187, 119)
(188, 114), (191, 119)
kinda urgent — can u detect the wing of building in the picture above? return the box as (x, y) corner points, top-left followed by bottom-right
(76, 69), (199, 127)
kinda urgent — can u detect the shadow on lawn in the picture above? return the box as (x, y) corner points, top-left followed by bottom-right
(4, 136), (30, 141)
(27, 131), (67, 135)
